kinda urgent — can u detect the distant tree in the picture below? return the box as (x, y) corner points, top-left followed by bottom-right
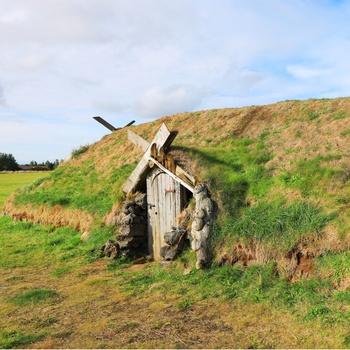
(0, 153), (19, 171)
(43, 159), (61, 170)
(54, 159), (61, 169)
(45, 160), (53, 170)
(30, 160), (38, 166)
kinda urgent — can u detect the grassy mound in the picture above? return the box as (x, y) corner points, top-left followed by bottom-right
(4, 97), (350, 275)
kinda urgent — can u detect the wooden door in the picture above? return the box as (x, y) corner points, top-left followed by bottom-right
(147, 169), (182, 260)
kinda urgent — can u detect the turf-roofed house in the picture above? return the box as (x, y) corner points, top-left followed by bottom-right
(118, 123), (215, 269)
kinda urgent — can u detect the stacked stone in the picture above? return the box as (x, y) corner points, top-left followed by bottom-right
(116, 193), (148, 257)
(160, 226), (187, 261)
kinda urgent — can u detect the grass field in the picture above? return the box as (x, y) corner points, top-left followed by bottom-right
(0, 172), (50, 209)
(1, 160), (350, 347)
(1, 213), (350, 348)
(0, 173), (348, 348)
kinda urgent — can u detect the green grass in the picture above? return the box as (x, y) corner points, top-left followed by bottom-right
(0, 216), (114, 270)
(280, 155), (341, 197)
(13, 163), (136, 218)
(0, 172), (50, 208)
(223, 201), (331, 251)
(185, 137), (273, 211)
(1, 213), (350, 347)
(307, 111), (321, 120)
(178, 139), (338, 256)
(0, 330), (45, 349)
(7, 289), (59, 306)
(333, 111), (346, 120)
(71, 144), (91, 159)
(113, 258), (349, 325)
(315, 252), (350, 286)
(341, 129), (350, 137)
(3, 99), (350, 348)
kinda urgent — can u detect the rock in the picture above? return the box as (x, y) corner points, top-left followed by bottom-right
(128, 205), (142, 215)
(117, 236), (147, 249)
(164, 230), (183, 246)
(135, 193), (147, 210)
(122, 201), (134, 214)
(190, 184), (216, 269)
(191, 217), (204, 231)
(103, 240), (120, 259)
(118, 224), (146, 237)
(120, 213), (141, 225)
(90, 240), (120, 259)
(116, 193), (148, 257)
(160, 245), (178, 261)
(161, 228), (186, 261)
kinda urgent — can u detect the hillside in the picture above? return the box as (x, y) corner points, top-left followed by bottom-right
(4, 97), (350, 278)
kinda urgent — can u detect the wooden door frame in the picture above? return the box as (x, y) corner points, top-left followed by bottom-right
(147, 168), (183, 260)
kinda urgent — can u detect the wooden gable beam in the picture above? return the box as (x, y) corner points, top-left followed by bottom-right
(128, 129), (150, 152)
(123, 123), (177, 194)
(148, 156), (194, 193)
(93, 116), (135, 132)
(128, 130), (196, 188)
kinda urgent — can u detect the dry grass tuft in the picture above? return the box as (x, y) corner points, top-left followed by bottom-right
(4, 194), (94, 232)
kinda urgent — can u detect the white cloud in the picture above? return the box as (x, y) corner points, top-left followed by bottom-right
(286, 65), (326, 80)
(0, 1), (116, 45)
(1, 0), (350, 162)
(17, 54), (49, 71)
(0, 8), (26, 23)
(0, 83), (5, 105)
(134, 85), (209, 118)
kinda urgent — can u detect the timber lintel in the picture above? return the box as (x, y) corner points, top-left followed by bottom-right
(148, 156), (194, 193)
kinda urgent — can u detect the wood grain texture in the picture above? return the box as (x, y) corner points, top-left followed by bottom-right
(147, 169), (182, 260)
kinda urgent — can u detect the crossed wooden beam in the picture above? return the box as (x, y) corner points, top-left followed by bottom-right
(93, 116), (135, 132)
(123, 123), (195, 194)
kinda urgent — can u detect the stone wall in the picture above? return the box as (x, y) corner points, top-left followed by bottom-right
(116, 193), (148, 257)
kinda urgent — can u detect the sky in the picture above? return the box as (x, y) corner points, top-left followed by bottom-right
(1, 0), (350, 164)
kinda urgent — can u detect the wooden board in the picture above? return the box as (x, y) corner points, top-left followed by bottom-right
(123, 123), (177, 194)
(93, 116), (117, 131)
(128, 130), (150, 152)
(125, 126), (195, 193)
(147, 169), (182, 260)
(148, 156), (194, 193)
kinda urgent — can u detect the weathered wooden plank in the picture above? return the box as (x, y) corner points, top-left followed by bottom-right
(175, 180), (181, 224)
(94, 117), (135, 132)
(123, 123), (175, 194)
(147, 165), (190, 260)
(128, 130), (150, 152)
(93, 116), (117, 131)
(122, 157), (150, 194)
(146, 172), (155, 257)
(124, 120), (136, 128)
(127, 126), (195, 189)
(148, 156), (194, 193)
(175, 166), (196, 187)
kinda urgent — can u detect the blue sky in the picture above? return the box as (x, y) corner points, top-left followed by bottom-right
(1, 0), (350, 164)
